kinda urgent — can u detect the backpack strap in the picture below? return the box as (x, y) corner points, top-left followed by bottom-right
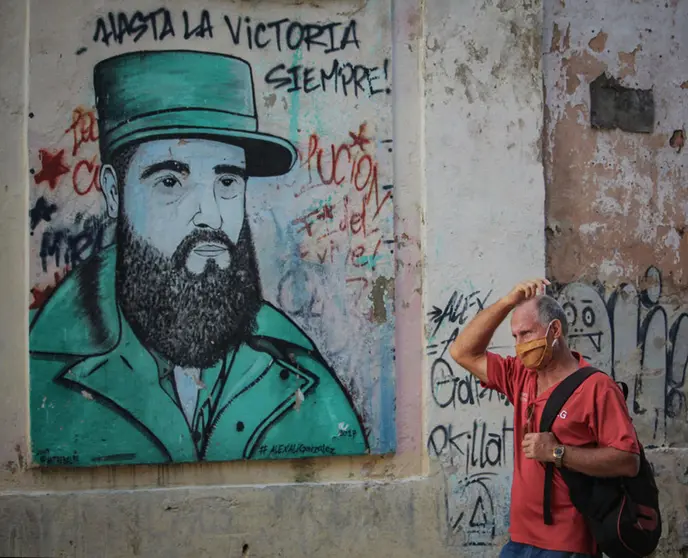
(539, 366), (602, 525)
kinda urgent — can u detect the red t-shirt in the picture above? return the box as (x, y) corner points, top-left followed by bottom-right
(484, 351), (640, 554)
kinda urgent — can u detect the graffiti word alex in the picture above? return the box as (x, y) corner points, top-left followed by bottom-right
(93, 10), (360, 54)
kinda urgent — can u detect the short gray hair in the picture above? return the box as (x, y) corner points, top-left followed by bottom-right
(536, 295), (569, 337)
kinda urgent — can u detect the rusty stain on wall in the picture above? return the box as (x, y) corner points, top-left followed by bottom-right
(618, 45), (642, 80)
(588, 31), (607, 53)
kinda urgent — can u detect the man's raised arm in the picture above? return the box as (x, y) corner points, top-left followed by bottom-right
(449, 279), (550, 383)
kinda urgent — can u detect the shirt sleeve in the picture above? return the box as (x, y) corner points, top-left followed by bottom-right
(591, 378), (640, 454)
(483, 352), (518, 405)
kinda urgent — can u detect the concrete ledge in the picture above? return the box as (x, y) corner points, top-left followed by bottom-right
(0, 475), (454, 558)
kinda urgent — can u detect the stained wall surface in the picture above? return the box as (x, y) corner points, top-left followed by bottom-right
(1, 0), (687, 557)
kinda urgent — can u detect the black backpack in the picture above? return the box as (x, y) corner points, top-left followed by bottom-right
(539, 367), (662, 558)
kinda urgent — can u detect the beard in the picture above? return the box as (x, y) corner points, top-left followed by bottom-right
(115, 218), (262, 368)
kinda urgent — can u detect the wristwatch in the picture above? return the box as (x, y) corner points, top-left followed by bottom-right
(553, 445), (565, 468)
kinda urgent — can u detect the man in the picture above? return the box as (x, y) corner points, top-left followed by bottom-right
(29, 50), (367, 467)
(450, 278), (640, 557)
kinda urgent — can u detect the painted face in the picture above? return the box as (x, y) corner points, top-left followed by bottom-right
(99, 138), (262, 368)
(556, 284), (611, 370)
(118, 138), (247, 274)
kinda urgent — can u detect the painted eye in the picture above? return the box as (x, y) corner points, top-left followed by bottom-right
(582, 306), (595, 327)
(562, 302), (577, 327)
(156, 175), (181, 189)
(220, 177), (236, 187)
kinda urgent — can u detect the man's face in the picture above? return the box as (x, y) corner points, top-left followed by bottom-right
(511, 300), (548, 346)
(100, 138), (263, 369)
(120, 138), (247, 273)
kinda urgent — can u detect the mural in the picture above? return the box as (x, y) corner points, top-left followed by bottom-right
(28, 3), (394, 467)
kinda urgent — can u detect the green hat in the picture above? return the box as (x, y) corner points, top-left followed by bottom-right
(93, 50), (296, 177)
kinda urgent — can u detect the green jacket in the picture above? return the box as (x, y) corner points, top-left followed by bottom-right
(29, 246), (367, 467)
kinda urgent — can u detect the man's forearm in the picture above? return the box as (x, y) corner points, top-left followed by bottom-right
(562, 446), (640, 478)
(449, 297), (514, 362)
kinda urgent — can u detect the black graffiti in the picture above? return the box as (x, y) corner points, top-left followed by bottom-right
(39, 214), (107, 272)
(449, 472), (497, 545)
(29, 196), (58, 232)
(93, 10), (361, 53)
(224, 17), (359, 53)
(265, 58), (389, 98)
(35, 449), (79, 466)
(428, 289), (492, 337)
(92, 8), (176, 46)
(556, 266), (688, 445)
(427, 418), (514, 475)
(258, 443), (336, 457)
(431, 357), (510, 409)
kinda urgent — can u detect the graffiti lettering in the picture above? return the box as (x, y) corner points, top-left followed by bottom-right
(428, 289), (493, 338)
(431, 357), (510, 409)
(65, 107), (99, 157)
(224, 17), (359, 53)
(256, 443), (336, 457)
(265, 58), (389, 98)
(92, 8), (176, 46)
(39, 215), (107, 273)
(427, 418), (514, 475)
(93, 11), (361, 54)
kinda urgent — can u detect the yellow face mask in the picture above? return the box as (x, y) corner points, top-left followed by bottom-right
(515, 322), (555, 370)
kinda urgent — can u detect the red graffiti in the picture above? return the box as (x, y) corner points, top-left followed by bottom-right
(66, 107), (99, 157)
(349, 123), (372, 151)
(34, 149), (70, 190)
(303, 125), (391, 220)
(72, 156), (101, 196)
(29, 267), (70, 310)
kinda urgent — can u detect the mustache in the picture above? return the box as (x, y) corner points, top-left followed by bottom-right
(172, 229), (236, 269)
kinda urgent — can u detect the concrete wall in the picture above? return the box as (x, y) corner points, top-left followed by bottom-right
(1, 1), (687, 557)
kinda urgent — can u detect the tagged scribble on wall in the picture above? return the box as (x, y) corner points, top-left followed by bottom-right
(28, 3), (394, 467)
(556, 266), (688, 447)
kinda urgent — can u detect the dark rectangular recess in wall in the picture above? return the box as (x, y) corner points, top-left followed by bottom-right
(590, 73), (654, 134)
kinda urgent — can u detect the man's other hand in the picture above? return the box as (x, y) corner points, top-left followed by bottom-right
(522, 432), (557, 462)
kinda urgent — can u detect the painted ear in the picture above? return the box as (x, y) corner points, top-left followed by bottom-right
(99, 164), (119, 219)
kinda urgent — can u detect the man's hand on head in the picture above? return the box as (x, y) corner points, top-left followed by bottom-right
(502, 278), (551, 308)
(522, 432), (558, 462)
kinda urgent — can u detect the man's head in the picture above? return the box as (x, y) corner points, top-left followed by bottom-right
(99, 138), (262, 368)
(511, 295), (570, 370)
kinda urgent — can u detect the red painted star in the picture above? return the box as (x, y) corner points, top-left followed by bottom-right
(34, 148), (70, 190)
(349, 123), (372, 151)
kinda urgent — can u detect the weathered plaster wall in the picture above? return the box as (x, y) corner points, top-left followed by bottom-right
(544, 0), (688, 554)
(423, 0), (546, 552)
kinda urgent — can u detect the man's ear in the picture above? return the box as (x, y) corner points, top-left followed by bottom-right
(100, 164), (119, 219)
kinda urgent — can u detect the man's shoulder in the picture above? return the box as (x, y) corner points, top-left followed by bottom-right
(253, 302), (317, 352)
(30, 247), (120, 356)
